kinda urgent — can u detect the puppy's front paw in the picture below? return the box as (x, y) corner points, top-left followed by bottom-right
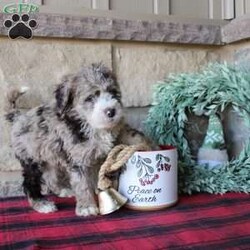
(75, 204), (99, 216)
(30, 199), (57, 213)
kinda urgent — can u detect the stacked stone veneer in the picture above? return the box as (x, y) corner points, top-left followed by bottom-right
(0, 11), (250, 196)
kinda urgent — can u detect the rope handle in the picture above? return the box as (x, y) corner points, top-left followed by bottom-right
(98, 143), (151, 190)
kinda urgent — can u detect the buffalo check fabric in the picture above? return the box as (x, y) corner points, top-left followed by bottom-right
(0, 193), (250, 250)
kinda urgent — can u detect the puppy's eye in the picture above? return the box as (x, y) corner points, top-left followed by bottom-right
(84, 91), (100, 103)
(109, 89), (120, 98)
(95, 90), (100, 97)
(85, 95), (95, 103)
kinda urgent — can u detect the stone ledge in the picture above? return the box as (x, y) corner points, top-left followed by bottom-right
(0, 8), (226, 45)
(222, 14), (250, 44)
(1, 8), (250, 45)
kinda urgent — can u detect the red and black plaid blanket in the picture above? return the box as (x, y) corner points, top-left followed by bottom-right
(0, 193), (250, 250)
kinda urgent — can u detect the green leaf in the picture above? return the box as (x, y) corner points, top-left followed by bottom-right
(147, 165), (154, 174)
(156, 154), (160, 161)
(143, 158), (152, 164)
(137, 168), (143, 177)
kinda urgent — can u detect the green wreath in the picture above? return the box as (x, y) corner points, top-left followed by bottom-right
(144, 63), (250, 194)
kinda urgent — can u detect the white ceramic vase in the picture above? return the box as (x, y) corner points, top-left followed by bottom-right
(118, 146), (178, 211)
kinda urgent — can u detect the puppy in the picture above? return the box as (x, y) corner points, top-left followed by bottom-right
(5, 63), (150, 216)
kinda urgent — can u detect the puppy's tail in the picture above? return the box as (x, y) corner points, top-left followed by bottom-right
(5, 86), (29, 123)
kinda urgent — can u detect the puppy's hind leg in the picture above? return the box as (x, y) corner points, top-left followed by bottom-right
(21, 159), (57, 213)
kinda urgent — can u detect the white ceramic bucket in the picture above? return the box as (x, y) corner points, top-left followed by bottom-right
(118, 146), (178, 211)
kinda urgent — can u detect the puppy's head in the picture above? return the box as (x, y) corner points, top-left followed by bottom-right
(55, 63), (123, 130)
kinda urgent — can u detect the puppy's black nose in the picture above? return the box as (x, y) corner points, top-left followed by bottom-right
(106, 108), (116, 118)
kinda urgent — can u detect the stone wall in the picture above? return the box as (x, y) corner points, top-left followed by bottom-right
(1, 36), (250, 172)
(113, 43), (221, 107)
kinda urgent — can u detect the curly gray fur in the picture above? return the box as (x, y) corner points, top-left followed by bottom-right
(5, 63), (150, 216)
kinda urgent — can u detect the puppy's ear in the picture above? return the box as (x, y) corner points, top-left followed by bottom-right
(92, 63), (116, 81)
(55, 75), (75, 117)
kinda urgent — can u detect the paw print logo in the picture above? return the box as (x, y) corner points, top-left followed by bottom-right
(3, 14), (37, 40)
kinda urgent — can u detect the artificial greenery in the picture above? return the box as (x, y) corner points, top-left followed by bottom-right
(144, 63), (250, 194)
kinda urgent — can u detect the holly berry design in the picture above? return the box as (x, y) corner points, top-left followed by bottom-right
(132, 155), (158, 186)
(156, 154), (171, 172)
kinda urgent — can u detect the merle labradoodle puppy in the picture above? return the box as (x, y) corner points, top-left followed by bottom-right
(5, 63), (150, 216)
